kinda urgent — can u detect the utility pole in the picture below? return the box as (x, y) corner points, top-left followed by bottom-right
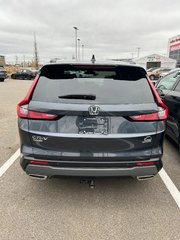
(15, 55), (18, 65)
(73, 27), (79, 61)
(77, 38), (80, 61)
(23, 55), (26, 67)
(34, 33), (39, 70)
(137, 47), (141, 58)
(82, 44), (84, 61)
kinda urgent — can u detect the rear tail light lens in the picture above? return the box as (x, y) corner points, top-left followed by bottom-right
(17, 101), (28, 118)
(17, 106), (58, 120)
(17, 75), (58, 120)
(28, 111), (58, 120)
(130, 78), (168, 122)
(130, 106), (168, 121)
(157, 106), (168, 120)
(130, 113), (158, 121)
(30, 160), (49, 165)
(17, 75), (38, 118)
(148, 78), (168, 118)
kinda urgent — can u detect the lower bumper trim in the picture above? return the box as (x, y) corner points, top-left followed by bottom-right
(25, 165), (158, 178)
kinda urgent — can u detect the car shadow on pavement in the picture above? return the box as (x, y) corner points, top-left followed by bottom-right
(26, 176), (161, 209)
(165, 135), (179, 156)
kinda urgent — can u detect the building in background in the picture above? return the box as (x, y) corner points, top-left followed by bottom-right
(168, 34), (180, 67)
(134, 54), (176, 70)
(0, 55), (6, 66)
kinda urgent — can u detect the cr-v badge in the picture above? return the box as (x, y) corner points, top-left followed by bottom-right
(32, 135), (48, 142)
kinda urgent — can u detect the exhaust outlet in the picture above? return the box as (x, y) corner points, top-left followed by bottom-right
(137, 175), (155, 181)
(29, 174), (48, 180)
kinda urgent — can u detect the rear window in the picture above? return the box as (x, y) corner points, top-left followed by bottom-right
(32, 64), (154, 104)
(156, 71), (180, 90)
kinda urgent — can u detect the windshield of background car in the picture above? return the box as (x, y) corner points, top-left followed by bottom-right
(31, 64), (154, 104)
(175, 81), (180, 92)
(159, 68), (171, 72)
(151, 68), (161, 72)
(156, 71), (180, 90)
(147, 68), (158, 72)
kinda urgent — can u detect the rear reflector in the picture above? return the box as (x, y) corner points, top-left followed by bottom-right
(136, 161), (155, 166)
(29, 160), (49, 165)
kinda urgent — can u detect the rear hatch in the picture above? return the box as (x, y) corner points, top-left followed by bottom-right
(27, 64), (159, 160)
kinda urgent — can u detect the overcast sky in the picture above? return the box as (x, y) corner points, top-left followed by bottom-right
(0, 0), (180, 63)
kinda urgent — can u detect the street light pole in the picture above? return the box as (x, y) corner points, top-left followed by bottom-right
(137, 47), (141, 58)
(82, 44), (84, 61)
(77, 38), (80, 61)
(73, 27), (79, 61)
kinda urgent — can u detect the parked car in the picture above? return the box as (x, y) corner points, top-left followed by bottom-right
(147, 68), (161, 80)
(156, 71), (180, 150)
(168, 68), (180, 74)
(11, 69), (37, 80)
(17, 62), (168, 181)
(146, 67), (159, 72)
(158, 67), (172, 77)
(147, 67), (172, 82)
(0, 66), (7, 82)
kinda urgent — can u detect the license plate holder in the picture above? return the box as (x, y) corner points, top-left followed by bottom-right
(78, 117), (109, 135)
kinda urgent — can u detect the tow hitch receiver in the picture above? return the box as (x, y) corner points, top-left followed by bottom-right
(80, 178), (95, 188)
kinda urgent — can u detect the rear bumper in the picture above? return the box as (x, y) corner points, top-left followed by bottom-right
(0, 75), (6, 79)
(22, 158), (162, 178)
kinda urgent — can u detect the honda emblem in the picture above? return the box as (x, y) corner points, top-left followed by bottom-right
(88, 105), (100, 116)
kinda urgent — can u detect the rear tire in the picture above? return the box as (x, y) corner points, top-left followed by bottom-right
(0, 78), (4, 82)
(149, 75), (155, 80)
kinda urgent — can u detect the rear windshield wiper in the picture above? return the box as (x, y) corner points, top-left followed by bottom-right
(58, 94), (96, 100)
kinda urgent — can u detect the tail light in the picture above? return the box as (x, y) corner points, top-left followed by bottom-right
(17, 105), (58, 120)
(130, 78), (168, 121)
(17, 75), (58, 120)
(130, 107), (167, 121)
(17, 75), (39, 117)
(28, 111), (58, 120)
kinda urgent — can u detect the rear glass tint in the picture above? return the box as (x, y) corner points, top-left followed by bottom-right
(32, 64), (154, 104)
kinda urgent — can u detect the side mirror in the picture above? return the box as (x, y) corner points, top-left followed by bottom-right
(156, 88), (165, 99)
(156, 88), (162, 95)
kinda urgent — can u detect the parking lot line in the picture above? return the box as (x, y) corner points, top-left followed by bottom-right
(159, 168), (180, 209)
(0, 148), (20, 177)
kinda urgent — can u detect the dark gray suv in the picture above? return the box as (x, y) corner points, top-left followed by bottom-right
(0, 66), (7, 82)
(17, 63), (168, 180)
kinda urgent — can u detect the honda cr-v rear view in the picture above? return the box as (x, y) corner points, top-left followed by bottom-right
(17, 63), (168, 180)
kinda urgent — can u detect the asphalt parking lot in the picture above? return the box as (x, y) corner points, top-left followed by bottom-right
(0, 78), (180, 240)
